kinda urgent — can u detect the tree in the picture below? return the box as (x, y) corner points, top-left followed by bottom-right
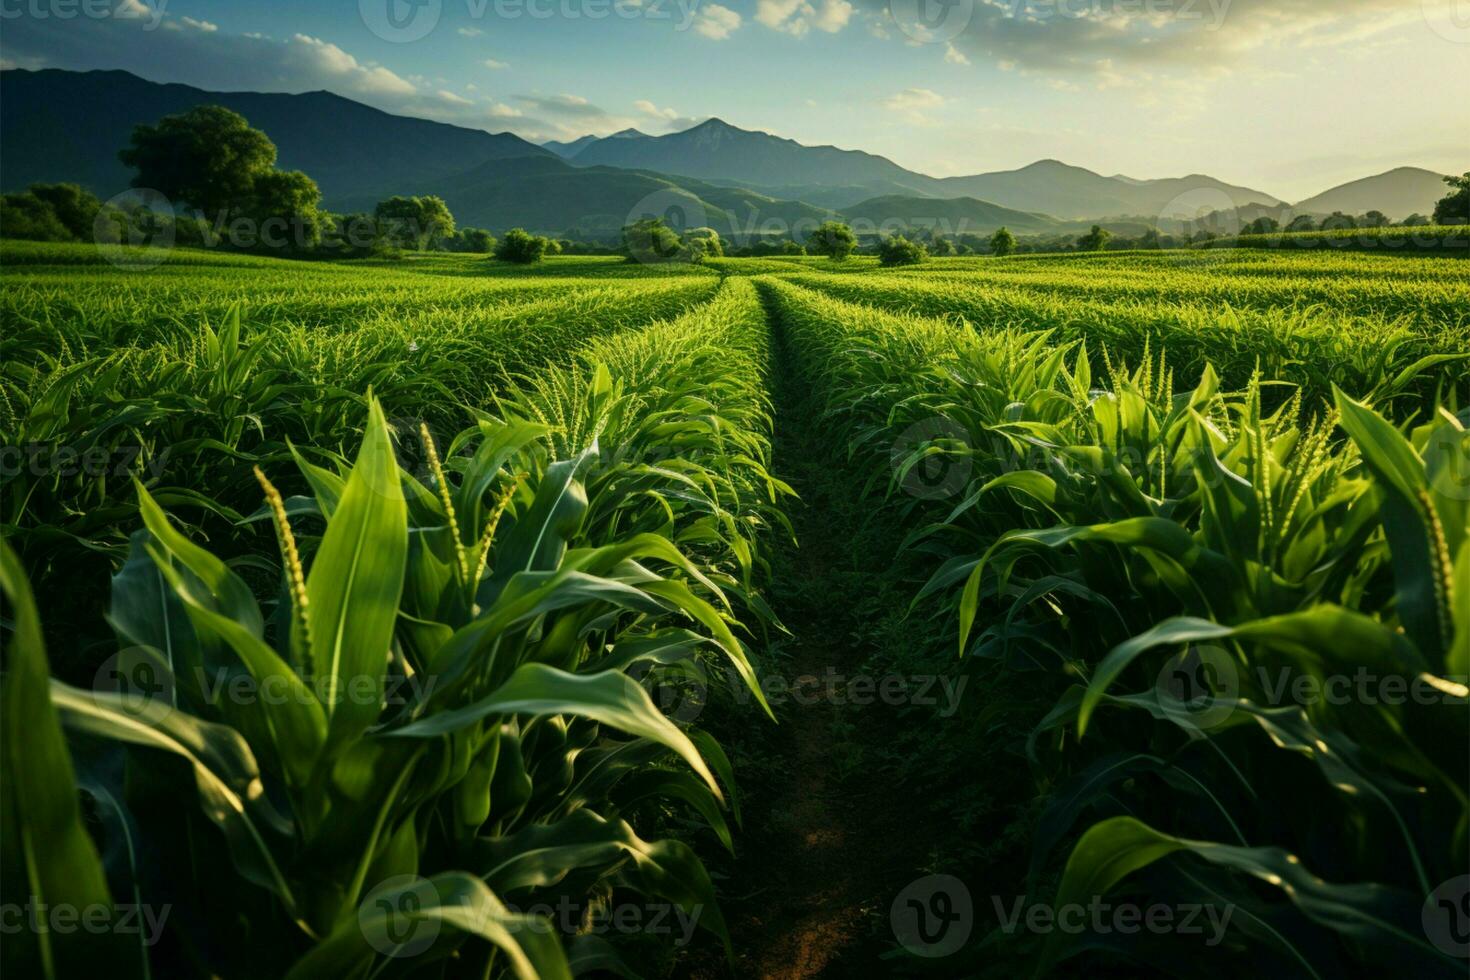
(494, 227), (548, 263)
(780, 240), (805, 256)
(989, 226), (1017, 256)
(806, 220), (856, 260)
(1320, 211), (1357, 231)
(0, 192), (72, 241)
(1360, 210), (1390, 228)
(684, 227), (724, 259)
(448, 227), (495, 253)
(119, 105), (276, 216)
(877, 234), (927, 267)
(374, 195), (455, 250)
(323, 213), (389, 256)
(623, 217), (684, 263)
(245, 170), (324, 252)
(1285, 214), (1317, 233)
(0, 183), (105, 242)
(1433, 172), (1469, 225)
(1077, 224), (1112, 251)
(27, 184), (102, 240)
(930, 236), (957, 256)
(1243, 216), (1280, 235)
(1402, 213), (1431, 227)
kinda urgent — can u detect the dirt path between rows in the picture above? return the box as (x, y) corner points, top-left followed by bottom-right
(680, 289), (935, 978)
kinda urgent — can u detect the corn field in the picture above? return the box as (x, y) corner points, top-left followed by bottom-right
(2, 239), (1467, 978)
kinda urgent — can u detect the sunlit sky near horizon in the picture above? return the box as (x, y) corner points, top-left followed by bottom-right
(3, 0), (1467, 200)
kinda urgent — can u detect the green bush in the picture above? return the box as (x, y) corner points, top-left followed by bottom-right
(494, 227), (549, 264)
(0, 183), (103, 242)
(877, 234), (927, 267)
(806, 221), (856, 260)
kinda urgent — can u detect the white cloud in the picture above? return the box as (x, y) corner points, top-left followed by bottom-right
(856, 0), (1424, 76)
(179, 17), (218, 32)
(437, 89), (474, 105)
(693, 3), (742, 40)
(756, 0), (851, 37)
(634, 99), (680, 120)
(286, 34), (418, 96)
(883, 88), (944, 111)
(943, 43), (969, 66)
(482, 58), (510, 70)
(457, 27), (484, 36)
(882, 87), (945, 125)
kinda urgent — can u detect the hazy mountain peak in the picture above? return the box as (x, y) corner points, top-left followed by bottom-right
(1292, 166), (1448, 219)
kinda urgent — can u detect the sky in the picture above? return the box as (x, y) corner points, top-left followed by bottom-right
(2, 0), (1467, 200)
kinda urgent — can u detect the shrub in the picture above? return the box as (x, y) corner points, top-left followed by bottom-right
(877, 234), (927, 267)
(494, 227), (549, 263)
(0, 191), (73, 241)
(685, 226), (724, 259)
(1076, 224), (1112, 251)
(448, 227), (495, 253)
(623, 217), (690, 263)
(27, 183), (102, 240)
(0, 183), (104, 243)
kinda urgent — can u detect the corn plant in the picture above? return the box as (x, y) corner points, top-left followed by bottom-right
(763, 274), (1469, 976)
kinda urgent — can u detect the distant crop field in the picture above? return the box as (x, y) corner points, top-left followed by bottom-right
(2, 241), (1467, 979)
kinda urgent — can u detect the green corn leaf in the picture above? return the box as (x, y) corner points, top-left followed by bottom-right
(306, 396), (408, 744)
(390, 663), (722, 800)
(0, 541), (125, 979)
(49, 683), (298, 917)
(284, 872), (570, 980)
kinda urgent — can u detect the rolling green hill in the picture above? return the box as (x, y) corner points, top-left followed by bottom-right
(338, 154), (835, 241)
(838, 194), (1059, 235)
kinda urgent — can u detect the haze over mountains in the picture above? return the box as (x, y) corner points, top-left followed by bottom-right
(1, 69), (1453, 241)
(554, 122), (1287, 219)
(1293, 167), (1449, 218)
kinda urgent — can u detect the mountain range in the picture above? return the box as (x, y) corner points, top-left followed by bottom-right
(0, 68), (1453, 241)
(0, 69), (551, 206)
(557, 122), (1288, 218)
